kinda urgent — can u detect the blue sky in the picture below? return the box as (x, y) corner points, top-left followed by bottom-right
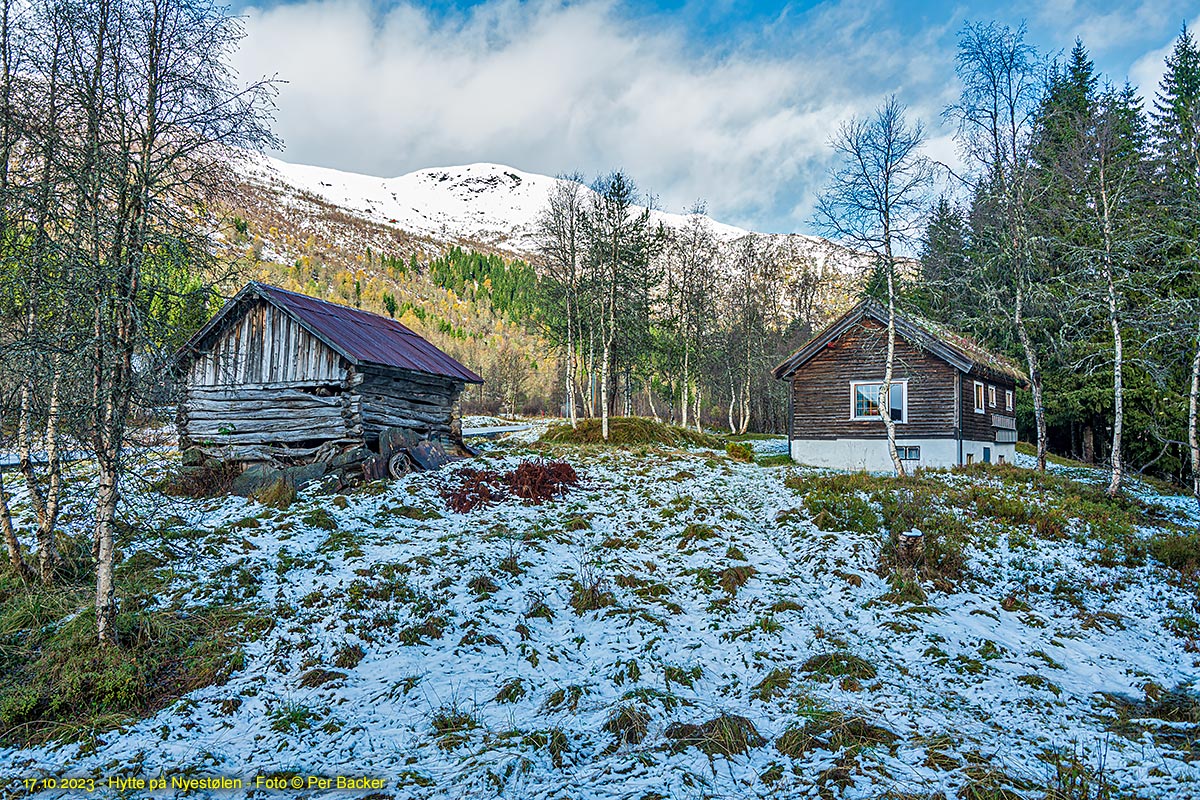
(230, 0), (1200, 233)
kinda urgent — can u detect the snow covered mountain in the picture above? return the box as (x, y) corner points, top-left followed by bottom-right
(237, 154), (867, 277)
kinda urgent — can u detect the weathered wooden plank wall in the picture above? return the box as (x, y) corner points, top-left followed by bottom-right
(790, 319), (958, 440)
(187, 299), (345, 387)
(960, 369), (1017, 442)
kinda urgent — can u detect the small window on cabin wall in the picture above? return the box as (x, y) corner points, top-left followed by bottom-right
(899, 446), (921, 460)
(973, 382), (985, 414)
(966, 453), (975, 464)
(988, 385), (997, 408)
(998, 454), (1006, 465)
(1005, 389), (1014, 411)
(851, 381), (906, 422)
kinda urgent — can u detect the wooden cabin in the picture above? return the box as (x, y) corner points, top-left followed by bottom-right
(175, 282), (483, 465)
(772, 300), (1027, 471)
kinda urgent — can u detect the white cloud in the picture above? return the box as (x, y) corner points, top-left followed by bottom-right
(230, 0), (959, 233)
(1129, 35), (1177, 100)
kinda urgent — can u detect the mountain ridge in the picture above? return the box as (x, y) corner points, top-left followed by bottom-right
(236, 153), (862, 274)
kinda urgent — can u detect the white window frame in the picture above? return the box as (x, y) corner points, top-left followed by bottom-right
(849, 380), (908, 424)
(1005, 389), (1014, 411)
(973, 381), (986, 414)
(988, 385), (997, 408)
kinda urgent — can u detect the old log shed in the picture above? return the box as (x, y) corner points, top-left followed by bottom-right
(174, 281), (484, 465)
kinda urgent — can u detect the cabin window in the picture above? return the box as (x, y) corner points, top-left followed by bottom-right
(899, 446), (921, 460)
(998, 454), (1006, 465)
(973, 381), (985, 414)
(966, 453), (974, 465)
(850, 381), (906, 423)
(988, 385), (997, 408)
(1005, 389), (1014, 411)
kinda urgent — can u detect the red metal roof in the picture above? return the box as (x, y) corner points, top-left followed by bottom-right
(182, 282), (483, 384)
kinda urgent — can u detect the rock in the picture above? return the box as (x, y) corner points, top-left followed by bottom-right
(316, 474), (344, 494)
(181, 447), (205, 467)
(329, 446), (370, 470)
(230, 464), (284, 498)
(202, 457), (224, 470)
(284, 461), (327, 489)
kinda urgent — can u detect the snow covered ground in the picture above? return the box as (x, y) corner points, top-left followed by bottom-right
(2, 437), (1197, 798)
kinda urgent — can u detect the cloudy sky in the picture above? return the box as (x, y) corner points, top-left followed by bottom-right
(230, 0), (1199, 233)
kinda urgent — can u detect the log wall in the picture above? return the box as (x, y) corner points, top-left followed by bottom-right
(357, 366), (463, 445)
(179, 384), (363, 462)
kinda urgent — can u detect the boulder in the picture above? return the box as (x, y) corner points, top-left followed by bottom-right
(181, 447), (205, 467)
(230, 464), (284, 498)
(284, 461), (327, 489)
(329, 446), (370, 470)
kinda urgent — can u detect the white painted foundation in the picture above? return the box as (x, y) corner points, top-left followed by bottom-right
(789, 438), (1016, 471)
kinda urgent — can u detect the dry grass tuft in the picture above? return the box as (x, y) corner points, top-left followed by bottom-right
(664, 713), (767, 756)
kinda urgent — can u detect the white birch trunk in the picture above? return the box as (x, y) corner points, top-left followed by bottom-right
(1189, 319), (1200, 512)
(881, 263), (905, 476)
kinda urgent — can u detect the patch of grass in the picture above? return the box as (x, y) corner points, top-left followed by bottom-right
(664, 713), (766, 756)
(430, 705), (477, 750)
(876, 568), (927, 605)
(775, 713), (897, 757)
(0, 558), (253, 747)
(332, 643), (366, 669)
(678, 523), (716, 550)
(602, 704), (650, 746)
(799, 488), (882, 535)
(757, 454), (793, 468)
(800, 652), (876, 681)
(751, 667), (792, 701)
(541, 417), (723, 449)
(468, 575), (499, 598)
(1149, 531), (1200, 580)
(269, 701), (317, 732)
(543, 685), (586, 713)
(718, 565), (757, 597)
(570, 567), (615, 615)
(298, 668), (346, 688)
(254, 478), (297, 510)
(397, 615), (448, 645)
(726, 441), (754, 463)
(524, 590), (555, 620)
(663, 664), (702, 688)
(302, 508), (337, 531)
(157, 462), (241, 499)
(494, 678), (525, 704)
(523, 727), (570, 768)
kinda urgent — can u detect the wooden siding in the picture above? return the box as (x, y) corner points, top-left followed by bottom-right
(790, 319), (958, 440)
(357, 366), (463, 445)
(179, 385), (363, 462)
(960, 369), (1018, 442)
(187, 299), (346, 387)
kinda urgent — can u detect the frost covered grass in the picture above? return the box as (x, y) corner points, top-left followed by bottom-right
(541, 416), (723, 448)
(0, 441), (1197, 798)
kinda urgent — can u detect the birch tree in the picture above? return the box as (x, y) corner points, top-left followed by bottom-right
(1150, 25), (1200, 506)
(944, 21), (1050, 470)
(815, 96), (933, 476)
(537, 174), (586, 427)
